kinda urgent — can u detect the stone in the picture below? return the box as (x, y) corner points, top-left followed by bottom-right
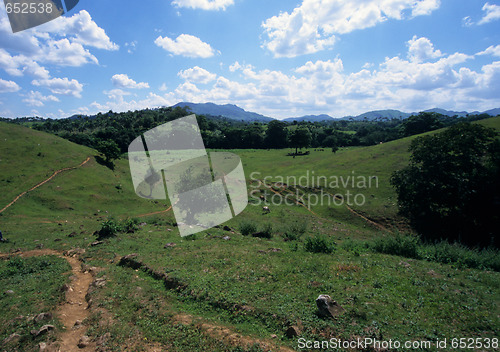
(285, 325), (301, 338)
(96, 332), (111, 346)
(316, 294), (345, 318)
(222, 236), (231, 240)
(3, 333), (21, 344)
(164, 242), (176, 248)
(78, 335), (90, 348)
(30, 325), (55, 337)
(5, 289), (14, 295)
(34, 312), (53, 323)
(91, 241), (103, 246)
(39, 342), (47, 351)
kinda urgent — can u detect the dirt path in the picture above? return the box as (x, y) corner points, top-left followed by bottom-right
(0, 249), (94, 351)
(0, 156), (91, 214)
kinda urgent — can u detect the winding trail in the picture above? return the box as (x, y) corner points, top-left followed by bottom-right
(0, 249), (94, 351)
(0, 157), (91, 214)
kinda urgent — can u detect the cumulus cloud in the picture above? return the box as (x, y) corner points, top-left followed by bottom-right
(477, 44), (500, 57)
(0, 78), (21, 93)
(478, 2), (500, 25)
(262, 0), (441, 58)
(22, 90), (60, 107)
(171, 0), (234, 10)
(178, 66), (217, 84)
(155, 34), (216, 58)
(32, 77), (83, 97)
(407, 36), (443, 62)
(111, 74), (150, 89)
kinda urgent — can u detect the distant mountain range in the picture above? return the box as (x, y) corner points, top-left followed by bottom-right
(172, 102), (500, 123)
(173, 102), (273, 122)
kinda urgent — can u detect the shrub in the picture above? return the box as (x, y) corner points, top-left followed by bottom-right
(122, 218), (139, 233)
(239, 221), (257, 236)
(282, 219), (307, 241)
(304, 234), (335, 254)
(421, 242), (500, 271)
(252, 223), (273, 239)
(97, 218), (122, 239)
(371, 232), (420, 259)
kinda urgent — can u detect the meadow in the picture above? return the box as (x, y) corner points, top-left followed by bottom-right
(0, 118), (499, 351)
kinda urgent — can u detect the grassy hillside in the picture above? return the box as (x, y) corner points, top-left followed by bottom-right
(0, 119), (499, 351)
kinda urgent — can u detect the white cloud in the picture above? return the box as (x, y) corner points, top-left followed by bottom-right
(407, 36), (443, 62)
(0, 78), (21, 93)
(125, 41), (138, 54)
(0, 49), (50, 79)
(0, 9), (117, 76)
(32, 77), (83, 97)
(478, 2), (500, 25)
(171, 0), (234, 10)
(178, 66), (217, 84)
(111, 74), (150, 89)
(155, 34), (216, 58)
(477, 44), (500, 57)
(38, 10), (119, 50)
(462, 16), (473, 27)
(22, 90), (60, 107)
(159, 83), (168, 91)
(262, 0), (441, 58)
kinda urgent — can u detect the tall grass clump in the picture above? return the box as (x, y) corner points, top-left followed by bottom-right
(239, 221), (257, 236)
(304, 234), (336, 254)
(421, 242), (500, 271)
(371, 232), (421, 259)
(282, 219), (308, 241)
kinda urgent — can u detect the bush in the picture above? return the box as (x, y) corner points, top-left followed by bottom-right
(421, 242), (500, 271)
(304, 234), (335, 254)
(282, 219), (307, 241)
(252, 223), (273, 239)
(371, 233), (420, 259)
(239, 221), (257, 236)
(97, 218), (122, 239)
(122, 218), (139, 233)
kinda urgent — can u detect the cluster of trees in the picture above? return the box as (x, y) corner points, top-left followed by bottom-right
(391, 123), (500, 247)
(12, 108), (493, 155)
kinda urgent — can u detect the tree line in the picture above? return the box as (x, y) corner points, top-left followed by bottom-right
(3, 107), (495, 154)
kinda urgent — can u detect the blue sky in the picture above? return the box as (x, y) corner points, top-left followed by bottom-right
(1, 0), (499, 119)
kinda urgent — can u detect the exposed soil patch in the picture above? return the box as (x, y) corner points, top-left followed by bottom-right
(0, 248), (95, 351)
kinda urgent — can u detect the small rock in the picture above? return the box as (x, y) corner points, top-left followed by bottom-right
(31, 325), (55, 337)
(399, 261), (411, 268)
(35, 243), (44, 249)
(61, 284), (73, 292)
(285, 325), (301, 338)
(316, 294), (345, 318)
(5, 289), (14, 295)
(270, 334), (278, 339)
(268, 248), (282, 252)
(222, 236), (231, 240)
(96, 332), (111, 346)
(90, 241), (103, 247)
(35, 312), (53, 323)
(3, 333), (21, 344)
(164, 242), (176, 248)
(38, 342), (47, 351)
(73, 320), (82, 328)
(78, 335), (90, 348)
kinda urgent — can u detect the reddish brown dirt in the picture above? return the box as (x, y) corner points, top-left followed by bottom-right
(0, 249), (95, 351)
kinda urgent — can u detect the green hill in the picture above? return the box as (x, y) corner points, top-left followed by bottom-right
(0, 118), (499, 352)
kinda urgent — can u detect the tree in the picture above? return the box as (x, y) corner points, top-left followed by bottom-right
(391, 123), (500, 247)
(96, 140), (121, 164)
(400, 112), (443, 137)
(289, 127), (312, 154)
(265, 120), (288, 148)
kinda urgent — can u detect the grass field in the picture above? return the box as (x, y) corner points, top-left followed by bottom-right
(0, 118), (499, 351)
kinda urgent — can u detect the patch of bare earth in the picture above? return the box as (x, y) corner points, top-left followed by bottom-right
(0, 248), (96, 351)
